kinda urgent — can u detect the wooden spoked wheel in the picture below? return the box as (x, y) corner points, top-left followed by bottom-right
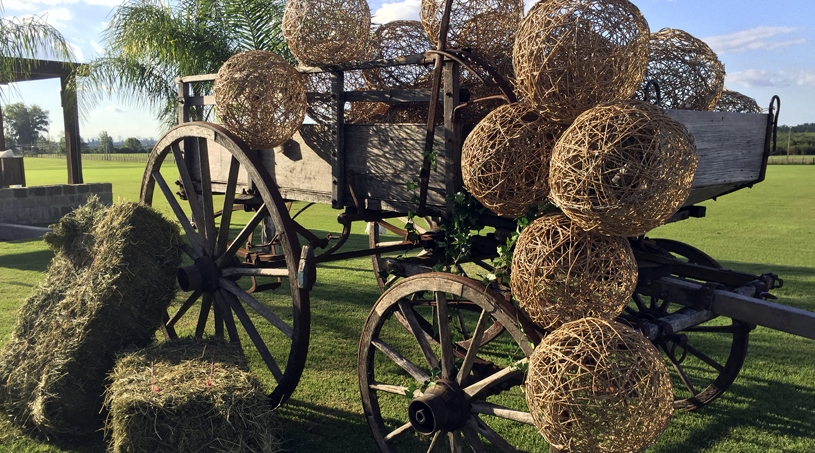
(358, 273), (546, 452)
(140, 122), (310, 407)
(628, 238), (750, 411)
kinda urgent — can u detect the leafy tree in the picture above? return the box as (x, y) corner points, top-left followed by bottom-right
(0, 3), (73, 149)
(121, 137), (143, 153)
(98, 131), (115, 154)
(79, 0), (291, 128)
(3, 103), (50, 149)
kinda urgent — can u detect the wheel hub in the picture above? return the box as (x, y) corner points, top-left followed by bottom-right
(407, 379), (470, 434)
(177, 256), (220, 292)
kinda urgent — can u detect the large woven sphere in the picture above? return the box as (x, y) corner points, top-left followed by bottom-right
(549, 100), (697, 237)
(215, 51), (307, 149)
(363, 21), (433, 89)
(512, 0), (649, 124)
(420, 0), (523, 50)
(714, 89), (763, 113)
(456, 10), (520, 78)
(461, 102), (564, 218)
(643, 28), (725, 111)
(526, 317), (674, 453)
(510, 213), (637, 330)
(282, 0), (370, 66)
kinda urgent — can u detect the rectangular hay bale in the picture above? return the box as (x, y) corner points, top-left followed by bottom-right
(0, 197), (182, 437)
(106, 338), (280, 453)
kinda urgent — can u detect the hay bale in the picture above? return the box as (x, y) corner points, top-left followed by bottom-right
(642, 28), (725, 111)
(461, 102), (565, 218)
(525, 318), (673, 452)
(215, 50), (307, 149)
(549, 100), (697, 237)
(106, 338), (279, 453)
(0, 198), (182, 437)
(512, 0), (649, 124)
(510, 213), (637, 330)
(714, 89), (763, 113)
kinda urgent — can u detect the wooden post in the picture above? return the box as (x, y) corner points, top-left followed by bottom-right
(0, 105), (6, 151)
(329, 71), (346, 209)
(443, 59), (461, 217)
(61, 74), (83, 184)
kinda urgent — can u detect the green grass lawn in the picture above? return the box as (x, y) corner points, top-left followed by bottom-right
(0, 161), (813, 452)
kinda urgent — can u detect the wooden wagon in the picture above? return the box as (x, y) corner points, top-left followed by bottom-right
(140, 46), (815, 452)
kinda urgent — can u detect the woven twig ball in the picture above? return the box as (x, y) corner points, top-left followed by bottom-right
(512, 0), (649, 124)
(461, 102), (564, 218)
(549, 100), (697, 237)
(215, 51), (307, 149)
(714, 89), (763, 113)
(456, 11), (520, 78)
(282, 0), (371, 66)
(643, 28), (725, 111)
(510, 213), (637, 330)
(363, 21), (433, 89)
(420, 0), (523, 50)
(526, 317), (674, 453)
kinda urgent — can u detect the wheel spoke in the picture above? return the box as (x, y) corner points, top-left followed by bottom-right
(170, 143), (206, 243)
(197, 138), (218, 256)
(456, 308), (489, 385)
(167, 290), (203, 330)
(427, 431), (445, 453)
(470, 401), (535, 425)
(213, 296), (225, 338)
(219, 288), (284, 383)
(214, 291), (241, 344)
(447, 430), (463, 453)
(435, 291), (456, 380)
(215, 204), (269, 268)
(397, 300), (441, 370)
(196, 292), (213, 338)
(667, 351), (698, 397)
(471, 416), (521, 453)
(369, 382), (417, 397)
(464, 359), (527, 398)
(632, 293), (648, 312)
(152, 170), (204, 255)
(384, 422), (414, 443)
(221, 280), (293, 338)
(461, 422), (487, 453)
(372, 338), (431, 383)
(160, 310), (178, 341)
(684, 343), (726, 373)
(216, 156), (241, 256)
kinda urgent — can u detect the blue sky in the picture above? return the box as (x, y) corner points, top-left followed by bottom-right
(3, 0), (814, 142)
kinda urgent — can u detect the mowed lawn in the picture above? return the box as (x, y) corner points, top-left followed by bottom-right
(0, 159), (813, 452)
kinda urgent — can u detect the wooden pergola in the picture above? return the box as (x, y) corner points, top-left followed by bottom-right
(1, 58), (85, 184)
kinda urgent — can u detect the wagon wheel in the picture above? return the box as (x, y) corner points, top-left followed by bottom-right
(140, 122), (310, 407)
(629, 238), (750, 411)
(359, 273), (548, 452)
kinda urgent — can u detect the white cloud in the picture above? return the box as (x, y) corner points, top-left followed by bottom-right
(372, 0), (421, 24)
(90, 40), (105, 56)
(67, 42), (85, 61)
(34, 7), (73, 29)
(84, 0), (126, 6)
(728, 69), (815, 88)
(2, 0), (79, 11)
(704, 26), (806, 54)
(105, 105), (126, 113)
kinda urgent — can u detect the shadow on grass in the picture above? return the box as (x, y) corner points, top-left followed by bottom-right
(657, 374), (815, 453)
(276, 399), (374, 453)
(0, 249), (54, 272)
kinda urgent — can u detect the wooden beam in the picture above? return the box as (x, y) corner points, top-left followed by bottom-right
(61, 75), (83, 184)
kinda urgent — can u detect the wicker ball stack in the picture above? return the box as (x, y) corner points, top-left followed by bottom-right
(510, 213), (638, 330)
(548, 100), (698, 237)
(461, 103), (565, 218)
(363, 21), (433, 90)
(420, 0), (523, 51)
(526, 317), (674, 453)
(642, 28), (725, 111)
(214, 51), (307, 150)
(512, 0), (650, 124)
(714, 89), (763, 113)
(282, 0), (371, 66)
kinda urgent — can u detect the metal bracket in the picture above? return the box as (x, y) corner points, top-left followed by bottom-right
(697, 282), (723, 311)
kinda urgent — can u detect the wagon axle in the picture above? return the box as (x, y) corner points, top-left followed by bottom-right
(408, 379), (470, 434)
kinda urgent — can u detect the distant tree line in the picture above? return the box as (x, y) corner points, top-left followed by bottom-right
(2, 102), (155, 155)
(776, 124), (815, 155)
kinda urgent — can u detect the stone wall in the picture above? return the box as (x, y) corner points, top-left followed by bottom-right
(0, 183), (113, 226)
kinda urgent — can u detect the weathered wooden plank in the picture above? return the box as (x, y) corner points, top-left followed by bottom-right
(668, 110), (769, 205)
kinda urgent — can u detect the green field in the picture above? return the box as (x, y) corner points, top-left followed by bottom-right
(0, 160), (813, 452)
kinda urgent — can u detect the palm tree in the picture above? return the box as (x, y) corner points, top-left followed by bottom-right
(79, 0), (291, 128)
(0, 2), (73, 150)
